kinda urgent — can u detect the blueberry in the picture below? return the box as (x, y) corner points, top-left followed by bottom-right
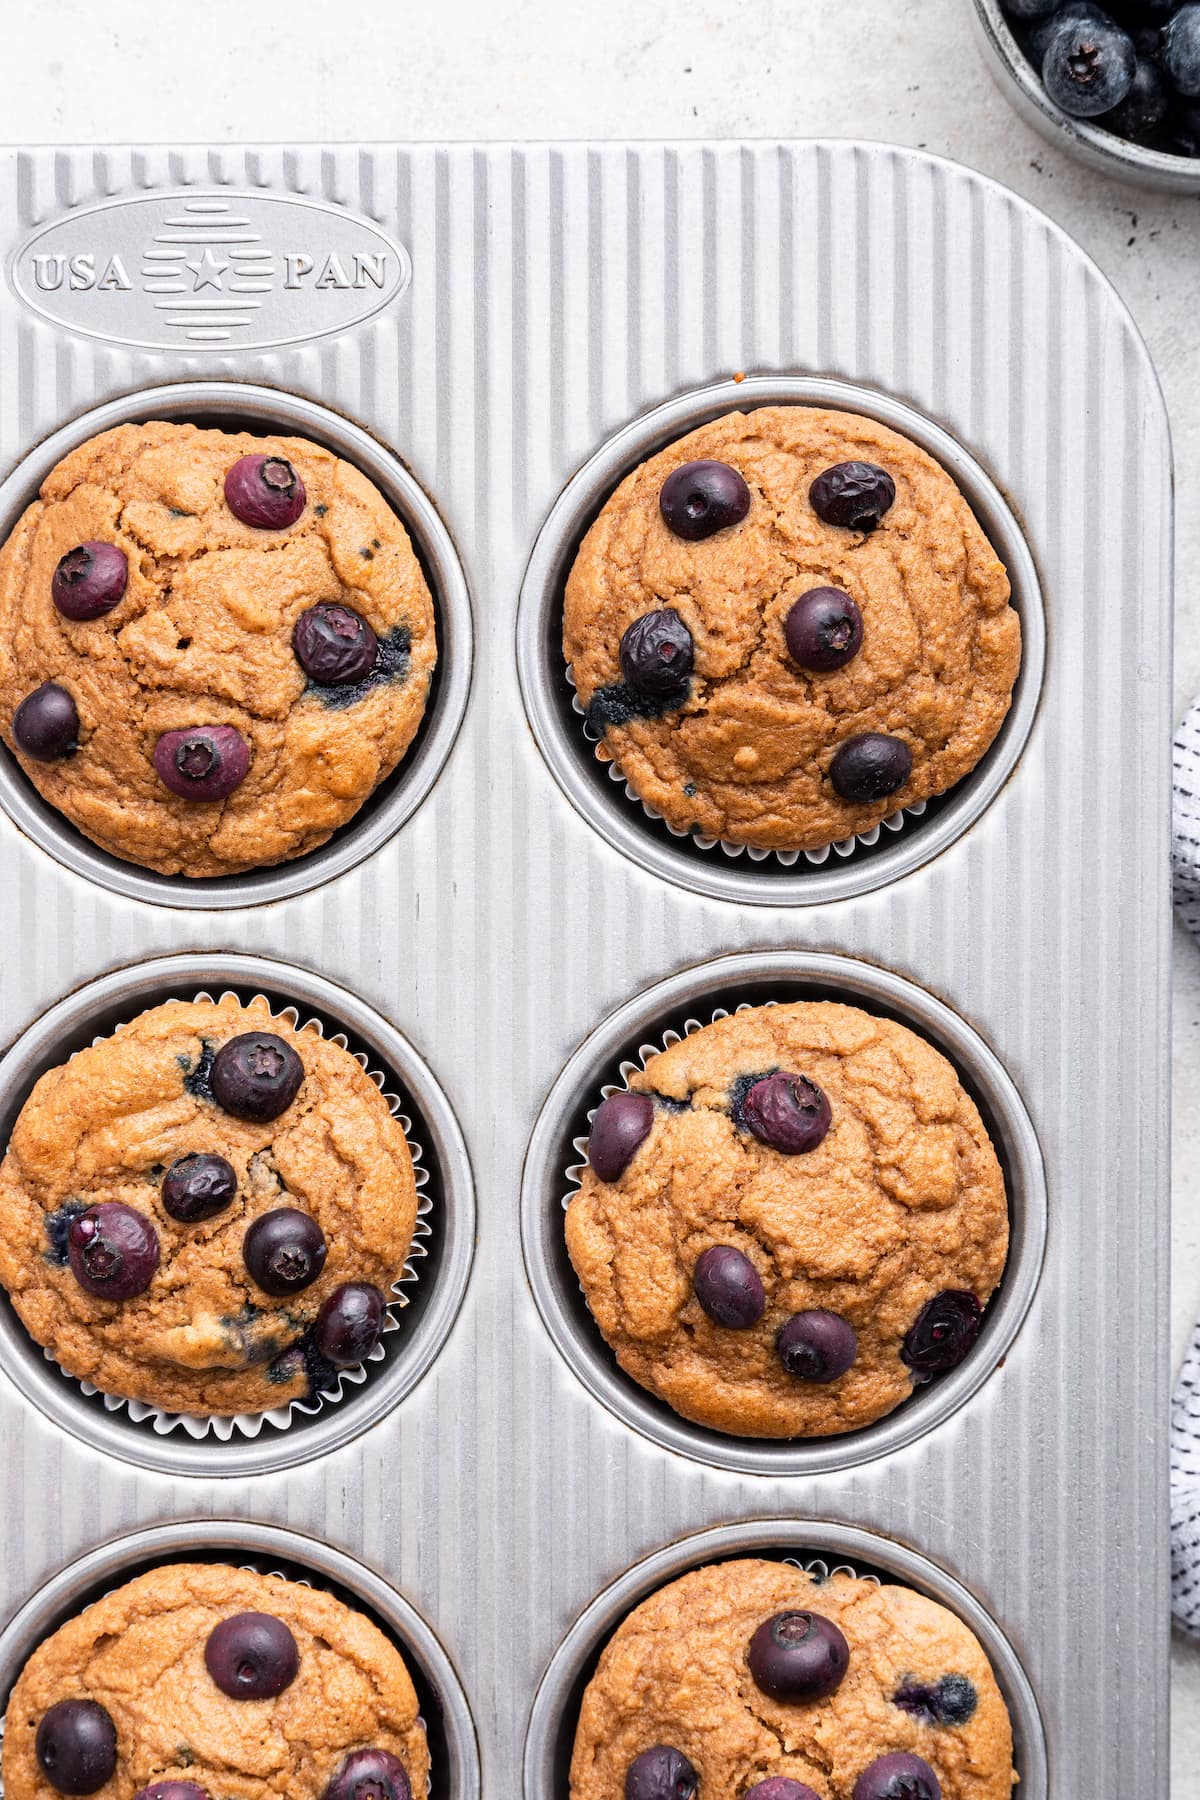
(224, 453), (306, 528)
(659, 459), (751, 541)
(893, 1673), (978, 1727)
(315, 1282), (386, 1365)
(1102, 53), (1169, 135)
(161, 1152), (238, 1224)
(901, 1291), (982, 1377)
(243, 1207), (327, 1296)
(809, 462), (895, 531)
(624, 1746), (698, 1800)
(692, 1245), (766, 1328)
(12, 682), (80, 761)
(784, 587), (864, 673)
(588, 1091), (655, 1182)
(322, 1748), (413, 1800)
(619, 609), (695, 698)
(1163, 5), (1200, 94)
(154, 725), (250, 801)
(1028, 1), (1105, 60)
(745, 1784), (822, 1800)
(204, 1611), (299, 1699)
(829, 733), (913, 804)
(211, 1032), (304, 1121)
(51, 542), (128, 620)
(134, 1786), (213, 1800)
(1002, 0), (1057, 15)
(776, 1310), (858, 1382)
(740, 1072), (831, 1155)
(747, 1610), (850, 1703)
(1042, 13), (1136, 115)
(293, 602), (379, 686)
(35, 1700), (117, 1796)
(852, 1753), (942, 1800)
(68, 1203), (160, 1300)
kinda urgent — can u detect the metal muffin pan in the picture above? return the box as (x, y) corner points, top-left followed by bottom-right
(0, 952), (476, 1477)
(521, 949), (1046, 1478)
(523, 1518), (1047, 1800)
(970, 0), (1200, 193)
(516, 370), (1045, 907)
(0, 143), (1173, 1796)
(0, 1519), (481, 1800)
(0, 379), (474, 910)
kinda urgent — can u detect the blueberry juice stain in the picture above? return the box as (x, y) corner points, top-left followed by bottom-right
(307, 624), (411, 711)
(179, 1040), (217, 1104)
(585, 676), (691, 734)
(728, 1069), (780, 1131)
(44, 1199), (86, 1265)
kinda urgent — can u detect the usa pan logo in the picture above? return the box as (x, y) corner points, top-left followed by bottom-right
(10, 191), (412, 351)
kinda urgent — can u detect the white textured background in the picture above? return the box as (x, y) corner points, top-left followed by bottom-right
(1, 0), (1197, 1784)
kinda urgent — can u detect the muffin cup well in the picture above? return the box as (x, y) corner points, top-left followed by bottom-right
(0, 1519), (481, 1800)
(516, 373), (1044, 905)
(0, 381), (473, 910)
(0, 954), (475, 1477)
(521, 1518), (1047, 1800)
(521, 950), (1046, 1478)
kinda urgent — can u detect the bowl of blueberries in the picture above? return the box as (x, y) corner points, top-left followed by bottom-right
(972, 0), (1200, 187)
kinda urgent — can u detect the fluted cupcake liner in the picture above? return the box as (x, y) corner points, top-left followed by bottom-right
(34, 988), (433, 1444)
(567, 665), (926, 868)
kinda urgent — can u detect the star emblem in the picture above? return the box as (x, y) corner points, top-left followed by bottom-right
(185, 246), (229, 291)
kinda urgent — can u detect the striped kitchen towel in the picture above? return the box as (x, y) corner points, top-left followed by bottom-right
(1172, 698), (1200, 1634)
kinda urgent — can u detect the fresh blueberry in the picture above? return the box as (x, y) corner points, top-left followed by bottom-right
(893, 1673), (978, 1727)
(659, 459), (751, 541)
(1163, 5), (1200, 95)
(68, 1203), (160, 1300)
(1102, 52), (1169, 135)
(293, 602), (380, 686)
(204, 1611), (299, 1699)
(740, 1072), (831, 1155)
(692, 1245), (766, 1328)
(744, 1784), (822, 1800)
(161, 1152), (238, 1224)
(901, 1291), (982, 1377)
(776, 1310), (858, 1382)
(624, 1745), (698, 1800)
(1028, 1), (1105, 60)
(784, 587), (864, 673)
(51, 542), (128, 620)
(619, 609), (695, 698)
(210, 1032), (304, 1122)
(1042, 13), (1136, 115)
(747, 1610), (850, 1703)
(243, 1208), (327, 1296)
(852, 1753), (942, 1800)
(134, 1786), (213, 1800)
(12, 682), (80, 761)
(35, 1700), (118, 1795)
(588, 1091), (655, 1182)
(829, 733), (913, 804)
(809, 462), (895, 531)
(322, 1748), (413, 1800)
(154, 725), (250, 801)
(315, 1282), (386, 1365)
(225, 453), (306, 528)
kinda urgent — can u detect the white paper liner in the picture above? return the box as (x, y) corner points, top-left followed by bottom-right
(566, 663), (926, 866)
(0, 1559), (432, 1799)
(34, 988), (433, 1443)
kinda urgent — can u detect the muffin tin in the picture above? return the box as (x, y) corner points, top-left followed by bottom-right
(0, 142), (1173, 1797)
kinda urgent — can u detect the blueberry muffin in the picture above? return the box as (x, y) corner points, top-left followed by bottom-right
(565, 1001), (1007, 1438)
(1, 1562), (428, 1800)
(563, 407), (1020, 852)
(570, 1558), (1015, 1799)
(0, 422), (437, 877)
(0, 995), (419, 1415)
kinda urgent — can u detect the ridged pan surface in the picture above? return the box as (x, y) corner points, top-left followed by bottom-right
(0, 143), (1173, 1797)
